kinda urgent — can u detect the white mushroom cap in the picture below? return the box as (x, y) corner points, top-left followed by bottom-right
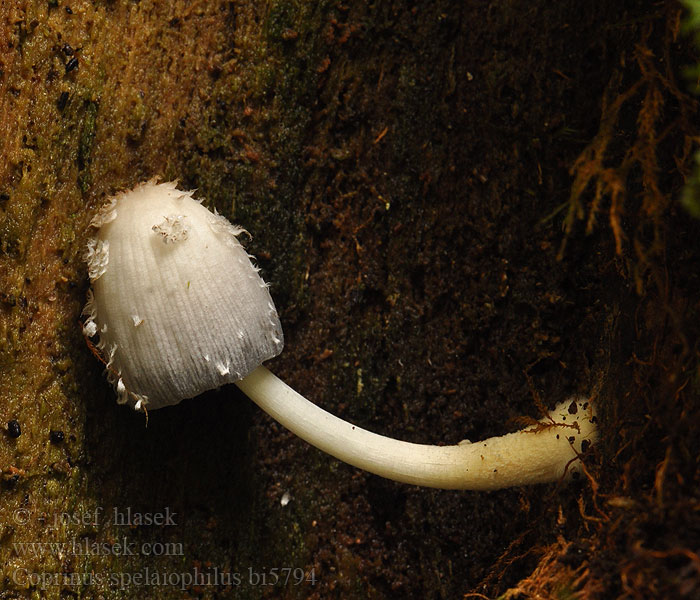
(83, 180), (283, 410)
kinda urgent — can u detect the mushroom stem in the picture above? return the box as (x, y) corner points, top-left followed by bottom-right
(235, 367), (598, 490)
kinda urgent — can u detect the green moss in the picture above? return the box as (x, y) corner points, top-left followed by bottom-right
(681, 160), (700, 218)
(77, 100), (99, 193)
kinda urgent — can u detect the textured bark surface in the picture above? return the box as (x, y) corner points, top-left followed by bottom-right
(1, 1), (698, 599)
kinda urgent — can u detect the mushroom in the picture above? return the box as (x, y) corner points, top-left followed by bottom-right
(83, 180), (283, 410)
(83, 180), (598, 490)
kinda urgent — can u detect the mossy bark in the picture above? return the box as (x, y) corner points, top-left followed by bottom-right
(1, 1), (698, 598)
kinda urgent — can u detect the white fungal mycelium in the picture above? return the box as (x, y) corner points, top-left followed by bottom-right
(84, 180), (598, 490)
(83, 180), (283, 410)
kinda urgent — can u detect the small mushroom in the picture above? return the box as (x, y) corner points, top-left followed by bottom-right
(84, 180), (598, 490)
(83, 180), (283, 410)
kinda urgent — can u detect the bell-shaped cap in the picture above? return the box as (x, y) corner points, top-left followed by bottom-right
(83, 180), (284, 410)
